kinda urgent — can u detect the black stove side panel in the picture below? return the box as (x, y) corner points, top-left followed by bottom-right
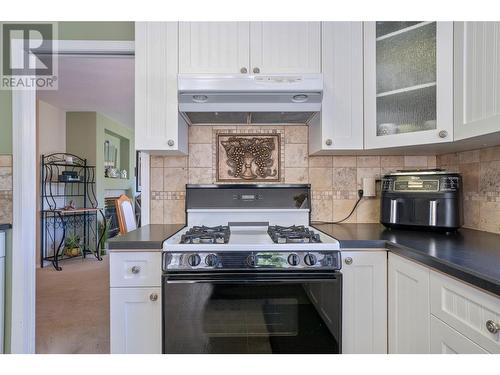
(186, 184), (311, 210)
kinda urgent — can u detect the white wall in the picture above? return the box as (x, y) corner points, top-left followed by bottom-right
(37, 100), (66, 155)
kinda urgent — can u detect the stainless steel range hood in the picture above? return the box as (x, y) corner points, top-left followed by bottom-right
(178, 74), (323, 125)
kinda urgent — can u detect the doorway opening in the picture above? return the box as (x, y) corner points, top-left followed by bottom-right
(35, 53), (135, 353)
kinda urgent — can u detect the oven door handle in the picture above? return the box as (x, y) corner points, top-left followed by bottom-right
(164, 272), (341, 284)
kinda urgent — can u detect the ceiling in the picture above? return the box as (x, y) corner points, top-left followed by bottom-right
(37, 55), (134, 128)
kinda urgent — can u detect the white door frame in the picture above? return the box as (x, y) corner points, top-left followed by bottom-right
(10, 39), (136, 353)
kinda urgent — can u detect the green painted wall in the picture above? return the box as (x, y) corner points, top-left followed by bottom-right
(66, 112), (135, 209)
(96, 113), (135, 205)
(58, 22), (134, 41)
(0, 91), (12, 154)
(0, 21), (134, 154)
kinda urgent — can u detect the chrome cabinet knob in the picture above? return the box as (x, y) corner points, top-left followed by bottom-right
(240, 67), (248, 74)
(167, 139), (175, 147)
(486, 320), (500, 334)
(131, 266), (141, 274)
(150, 293), (158, 302)
(438, 130), (448, 138)
(325, 139), (333, 146)
(253, 67), (260, 74)
(344, 257), (353, 265)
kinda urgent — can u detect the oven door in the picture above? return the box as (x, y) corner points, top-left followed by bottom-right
(162, 272), (341, 354)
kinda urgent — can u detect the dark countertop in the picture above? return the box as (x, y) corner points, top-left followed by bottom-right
(0, 223), (12, 230)
(108, 224), (185, 250)
(313, 223), (500, 296)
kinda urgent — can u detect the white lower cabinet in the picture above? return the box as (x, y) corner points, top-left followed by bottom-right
(430, 270), (500, 353)
(110, 287), (162, 354)
(388, 253), (430, 353)
(430, 315), (489, 354)
(388, 253), (499, 354)
(110, 251), (162, 354)
(342, 250), (387, 353)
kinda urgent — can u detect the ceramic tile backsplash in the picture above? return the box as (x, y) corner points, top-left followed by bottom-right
(437, 146), (500, 234)
(152, 125), (437, 225)
(0, 154), (13, 224)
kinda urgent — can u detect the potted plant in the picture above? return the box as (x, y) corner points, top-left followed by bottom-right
(99, 218), (112, 256)
(64, 234), (81, 257)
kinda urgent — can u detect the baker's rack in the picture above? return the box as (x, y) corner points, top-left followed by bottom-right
(40, 153), (106, 270)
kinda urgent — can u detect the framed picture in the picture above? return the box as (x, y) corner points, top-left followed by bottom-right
(216, 133), (281, 182)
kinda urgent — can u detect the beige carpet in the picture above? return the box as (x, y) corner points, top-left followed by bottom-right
(36, 255), (110, 354)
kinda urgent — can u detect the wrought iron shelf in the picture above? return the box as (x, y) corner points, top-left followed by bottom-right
(40, 153), (106, 271)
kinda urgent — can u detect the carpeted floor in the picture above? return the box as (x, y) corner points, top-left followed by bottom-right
(36, 255), (110, 354)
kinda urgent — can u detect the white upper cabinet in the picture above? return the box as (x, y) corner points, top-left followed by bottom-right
(309, 22), (364, 154)
(364, 22), (454, 149)
(179, 22), (250, 74)
(342, 251), (387, 354)
(249, 22), (321, 74)
(178, 22), (321, 75)
(135, 22), (188, 154)
(454, 22), (500, 140)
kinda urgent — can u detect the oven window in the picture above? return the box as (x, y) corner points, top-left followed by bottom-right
(163, 280), (341, 354)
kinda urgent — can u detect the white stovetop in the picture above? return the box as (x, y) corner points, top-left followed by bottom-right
(163, 225), (340, 252)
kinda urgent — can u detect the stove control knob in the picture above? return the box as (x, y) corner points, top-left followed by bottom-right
(287, 254), (300, 266)
(247, 255), (257, 267)
(187, 254), (201, 267)
(205, 254), (219, 267)
(304, 254), (317, 266)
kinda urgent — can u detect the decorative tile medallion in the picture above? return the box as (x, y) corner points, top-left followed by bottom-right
(216, 133), (281, 182)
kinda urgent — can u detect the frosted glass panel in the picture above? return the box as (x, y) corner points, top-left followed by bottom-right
(376, 22), (421, 37)
(376, 85), (436, 136)
(376, 22), (436, 93)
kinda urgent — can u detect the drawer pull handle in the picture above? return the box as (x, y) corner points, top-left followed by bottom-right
(150, 293), (158, 302)
(344, 257), (353, 265)
(486, 320), (500, 334)
(131, 266), (141, 274)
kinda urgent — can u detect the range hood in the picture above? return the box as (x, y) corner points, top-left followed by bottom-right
(178, 74), (323, 125)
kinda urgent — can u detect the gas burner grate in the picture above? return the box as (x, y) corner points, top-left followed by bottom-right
(181, 225), (231, 244)
(267, 225), (322, 244)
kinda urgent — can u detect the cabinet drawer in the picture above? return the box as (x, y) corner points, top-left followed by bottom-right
(430, 315), (489, 354)
(110, 252), (162, 288)
(430, 270), (500, 353)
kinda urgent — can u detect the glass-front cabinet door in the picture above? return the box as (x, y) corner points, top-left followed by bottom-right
(364, 22), (454, 149)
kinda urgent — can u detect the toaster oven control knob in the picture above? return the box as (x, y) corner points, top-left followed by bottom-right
(304, 254), (317, 266)
(187, 254), (201, 267)
(205, 254), (219, 267)
(287, 253), (300, 266)
(246, 255), (257, 267)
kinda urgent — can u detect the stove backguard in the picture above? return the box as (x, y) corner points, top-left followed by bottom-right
(186, 184), (311, 210)
(184, 184), (312, 227)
